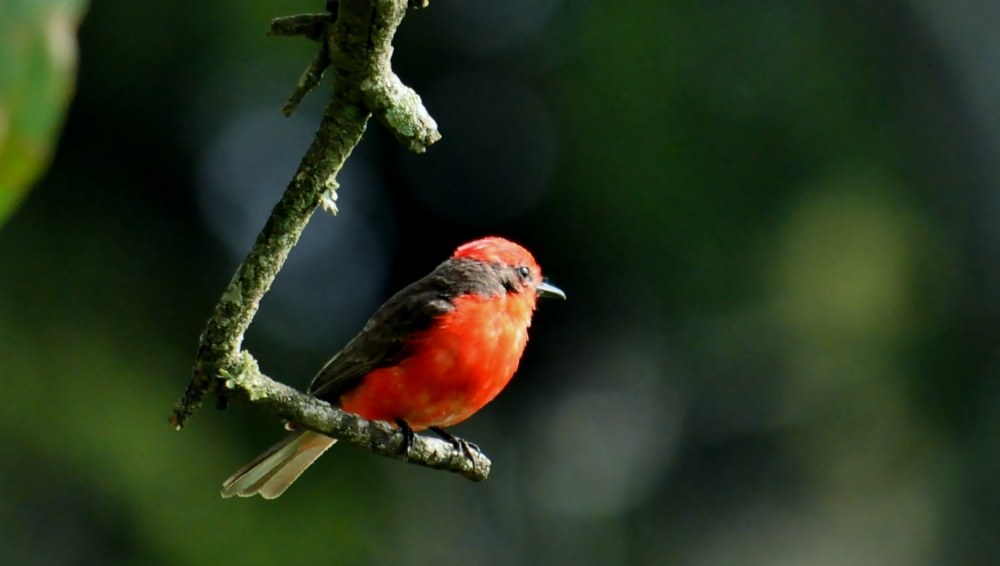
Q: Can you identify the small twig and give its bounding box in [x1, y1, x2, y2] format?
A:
[169, 0, 464, 479]
[268, 14, 329, 41]
[282, 46, 332, 117]
[223, 352, 490, 481]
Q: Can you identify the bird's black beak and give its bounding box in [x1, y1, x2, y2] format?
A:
[536, 280, 566, 300]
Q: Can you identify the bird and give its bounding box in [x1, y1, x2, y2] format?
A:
[222, 236, 565, 499]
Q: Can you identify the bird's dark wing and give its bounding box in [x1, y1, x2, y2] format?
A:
[307, 257, 508, 402]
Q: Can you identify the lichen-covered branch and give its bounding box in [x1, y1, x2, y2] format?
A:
[168, 0, 466, 480]
[363, 71, 441, 152]
[223, 353, 490, 481]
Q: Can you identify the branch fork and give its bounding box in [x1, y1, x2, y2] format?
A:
[168, 1, 487, 483]
[272, 1, 441, 153]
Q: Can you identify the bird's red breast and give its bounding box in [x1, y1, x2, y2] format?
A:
[339, 288, 536, 430]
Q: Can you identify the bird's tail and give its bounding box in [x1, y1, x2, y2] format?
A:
[221, 430, 337, 499]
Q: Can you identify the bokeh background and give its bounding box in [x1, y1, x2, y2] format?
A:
[3, 0, 1000, 564]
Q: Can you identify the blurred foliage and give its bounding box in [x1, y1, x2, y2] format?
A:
[0, 0, 85, 227]
[0, 0, 997, 565]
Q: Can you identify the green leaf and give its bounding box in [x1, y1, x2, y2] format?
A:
[0, 0, 86, 226]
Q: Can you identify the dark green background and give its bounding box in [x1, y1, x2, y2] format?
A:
[2, 0, 998, 565]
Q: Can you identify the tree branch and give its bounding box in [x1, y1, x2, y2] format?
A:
[167, 0, 486, 482]
[222, 353, 490, 482]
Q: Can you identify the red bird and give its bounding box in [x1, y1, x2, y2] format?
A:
[222, 236, 564, 498]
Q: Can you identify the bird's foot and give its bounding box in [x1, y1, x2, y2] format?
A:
[395, 419, 414, 461]
[430, 426, 480, 469]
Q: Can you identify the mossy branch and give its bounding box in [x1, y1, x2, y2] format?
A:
[166, 0, 486, 482]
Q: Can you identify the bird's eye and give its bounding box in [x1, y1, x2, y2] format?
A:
[518, 266, 531, 279]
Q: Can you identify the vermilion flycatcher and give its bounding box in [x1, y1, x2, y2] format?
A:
[222, 237, 565, 498]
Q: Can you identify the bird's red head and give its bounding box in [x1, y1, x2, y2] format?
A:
[453, 237, 539, 272]
[452, 237, 565, 300]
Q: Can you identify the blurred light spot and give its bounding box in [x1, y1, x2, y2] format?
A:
[400, 73, 557, 225]
[771, 174, 919, 339]
[677, 480, 939, 566]
[431, 0, 564, 56]
[527, 341, 681, 517]
[766, 172, 939, 459]
[45, 7, 77, 70]
[197, 109, 394, 348]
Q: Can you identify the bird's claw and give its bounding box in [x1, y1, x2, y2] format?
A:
[395, 419, 414, 461]
[457, 439, 480, 467]
[430, 426, 480, 470]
